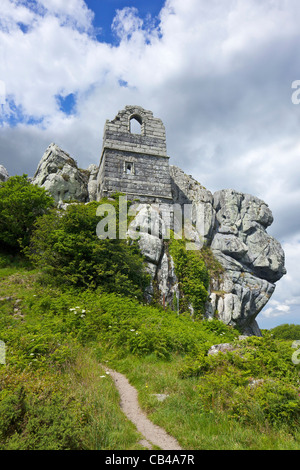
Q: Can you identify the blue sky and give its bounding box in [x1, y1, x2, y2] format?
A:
[0, 0, 300, 329]
[85, 0, 164, 43]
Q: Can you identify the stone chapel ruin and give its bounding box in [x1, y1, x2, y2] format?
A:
[30, 105, 286, 336]
[97, 105, 173, 203]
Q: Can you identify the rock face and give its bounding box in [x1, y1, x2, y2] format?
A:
[126, 166, 286, 336]
[208, 189, 286, 335]
[0, 165, 9, 182]
[32, 143, 96, 204]
[127, 203, 179, 307]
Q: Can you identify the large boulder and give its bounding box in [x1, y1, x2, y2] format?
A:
[87, 164, 98, 202]
[127, 203, 179, 306]
[130, 167, 286, 336]
[0, 165, 9, 182]
[32, 143, 90, 203]
[208, 189, 286, 335]
[170, 165, 216, 245]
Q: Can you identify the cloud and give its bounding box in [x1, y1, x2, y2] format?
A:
[36, 0, 95, 32]
[111, 7, 144, 41]
[262, 300, 291, 319]
[0, 0, 300, 327]
[259, 235, 300, 327]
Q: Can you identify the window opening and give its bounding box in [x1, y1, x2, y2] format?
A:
[130, 116, 142, 134]
[125, 162, 134, 175]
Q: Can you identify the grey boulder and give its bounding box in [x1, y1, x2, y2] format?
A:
[32, 143, 96, 203]
[0, 165, 9, 182]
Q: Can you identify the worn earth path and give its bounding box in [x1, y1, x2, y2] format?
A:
[105, 368, 183, 450]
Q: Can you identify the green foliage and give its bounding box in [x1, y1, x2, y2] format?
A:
[0, 175, 54, 251]
[180, 334, 300, 430]
[0, 370, 85, 450]
[25, 199, 149, 299]
[17, 287, 237, 360]
[1, 261, 300, 448]
[270, 324, 300, 340]
[168, 238, 210, 317]
[0, 266, 236, 449]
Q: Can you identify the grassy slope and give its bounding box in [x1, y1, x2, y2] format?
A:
[0, 261, 300, 450]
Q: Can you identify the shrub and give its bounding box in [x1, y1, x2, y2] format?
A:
[270, 324, 300, 341]
[180, 334, 300, 429]
[25, 200, 150, 299]
[0, 375, 86, 450]
[0, 175, 54, 251]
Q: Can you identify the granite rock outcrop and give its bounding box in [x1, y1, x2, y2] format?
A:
[0, 165, 9, 183]
[127, 166, 286, 336]
[32, 143, 97, 204]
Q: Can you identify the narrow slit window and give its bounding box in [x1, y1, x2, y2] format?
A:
[125, 162, 134, 175]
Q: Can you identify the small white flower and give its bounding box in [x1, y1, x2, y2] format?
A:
[105, 371, 110, 375]
[100, 375, 106, 378]
[82, 309, 86, 313]
[69, 308, 76, 311]
[130, 329, 135, 332]
[80, 314, 85, 318]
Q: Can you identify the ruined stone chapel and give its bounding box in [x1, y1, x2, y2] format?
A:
[96, 105, 173, 203]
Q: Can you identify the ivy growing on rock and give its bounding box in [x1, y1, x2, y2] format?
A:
[168, 237, 210, 318]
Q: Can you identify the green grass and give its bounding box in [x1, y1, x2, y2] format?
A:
[111, 354, 300, 450]
[0, 264, 146, 450]
[0, 258, 300, 450]
[61, 349, 145, 450]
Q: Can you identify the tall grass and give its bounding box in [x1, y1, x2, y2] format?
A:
[1, 260, 300, 450]
[113, 354, 300, 450]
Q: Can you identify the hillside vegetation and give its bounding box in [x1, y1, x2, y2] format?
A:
[0, 176, 299, 450]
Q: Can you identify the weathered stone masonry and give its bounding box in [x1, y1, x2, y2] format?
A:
[97, 105, 173, 203]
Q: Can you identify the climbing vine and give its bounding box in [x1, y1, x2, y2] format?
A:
[168, 237, 210, 318]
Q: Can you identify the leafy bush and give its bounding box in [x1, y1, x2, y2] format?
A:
[0, 175, 54, 251]
[270, 324, 300, 340]
[25, 200, 150, 299]
[180, 334, 300, 429]
[0, 372, 86, 450]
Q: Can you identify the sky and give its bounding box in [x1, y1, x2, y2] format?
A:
[0, 0, 300, 330]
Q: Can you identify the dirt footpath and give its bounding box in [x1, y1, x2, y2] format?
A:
[105, 368, 182, 450]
